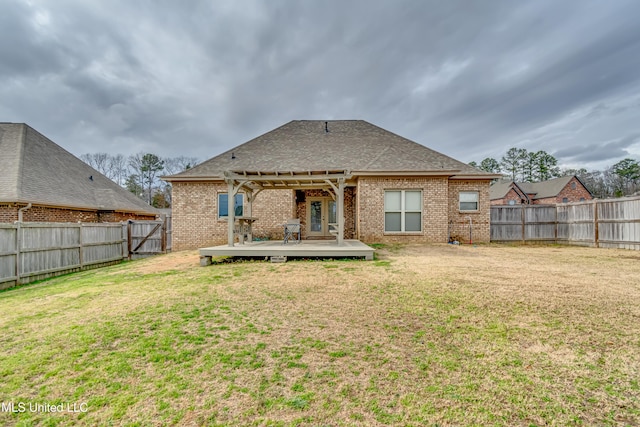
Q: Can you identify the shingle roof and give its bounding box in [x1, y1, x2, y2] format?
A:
[490, 176, 590, 201]
[489, 180, 517, 200]
[164, 120, 496, 180]
[518, 176, 574, 200]
[0, 123, 159, 216]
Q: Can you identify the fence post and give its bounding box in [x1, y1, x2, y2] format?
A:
[121, 222, 127, 260]
[594, 200, 599, 248]
[161, 216, 167, 253]
[78, 223, 84, 269]
[554, 205, 558, 244]
[521, 205, 525, 243]
[127, 221, 132, 261]
[15, 222, 21, 285]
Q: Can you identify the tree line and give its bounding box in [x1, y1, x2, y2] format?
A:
[82, 148, 640, 207]
[469, 148, 640, 198]
[80, 153, 199, 208]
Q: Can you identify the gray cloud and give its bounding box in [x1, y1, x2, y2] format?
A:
[554, 133, 640, 163]
[1, 0, 640, 171]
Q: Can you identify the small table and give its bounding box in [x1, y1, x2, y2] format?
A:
[235, 217, 258, 245]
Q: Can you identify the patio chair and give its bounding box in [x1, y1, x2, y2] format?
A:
[283, 219, 301, 244]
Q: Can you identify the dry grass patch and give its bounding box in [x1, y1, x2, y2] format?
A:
[0, 244, 639, 426]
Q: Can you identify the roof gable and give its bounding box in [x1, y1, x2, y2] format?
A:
[521, 176, 574, 200]
[489, 181, 515, 200]
[165, 120, 495, 180]
[0, 123, 158, 215]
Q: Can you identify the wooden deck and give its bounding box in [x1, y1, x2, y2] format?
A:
[199, 239, 375, 262]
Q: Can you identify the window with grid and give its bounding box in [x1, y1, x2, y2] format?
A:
[384, 190, 422, 232]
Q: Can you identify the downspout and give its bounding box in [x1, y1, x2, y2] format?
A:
[465, 216, 473, 244]
[17, 203, 32, 222]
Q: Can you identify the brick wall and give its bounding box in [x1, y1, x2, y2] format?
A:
[490, 187, 527, 205]
[357, 177, 450, 243]
[251, 189, 296, 239]
[448, 180, 491, 243]
[0, 203, 154, 223]
[172, 178, 492, 248]
[171, 182, 294, 250]
[0, 204, 18, 222]
[97, 211, 156, 222]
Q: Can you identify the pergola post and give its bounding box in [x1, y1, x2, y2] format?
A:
[227, 179, 235, 247]
[337, 178, 345, 246]
[245, 188, 253, 218]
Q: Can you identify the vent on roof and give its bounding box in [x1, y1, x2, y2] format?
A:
[325, 121, 329, 133]
[231, 152, 236, 159]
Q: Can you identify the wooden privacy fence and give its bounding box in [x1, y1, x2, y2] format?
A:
[491, 196, 640, 250]
[0, 217, 172, 290]
[0, 222, 126, 289]
[127, 217, 171, 260]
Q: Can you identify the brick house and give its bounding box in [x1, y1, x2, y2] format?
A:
[163, 120, 499, 250]
[490, 176, 593, 205]
[0, 123, 159, 223]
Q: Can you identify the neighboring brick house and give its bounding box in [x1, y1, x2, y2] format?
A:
[0, 123, 159, 223]
[490, 176, 593, 205]
[163, 120, 499, 250]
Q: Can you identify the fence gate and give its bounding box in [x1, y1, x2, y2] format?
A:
[127, 218, 168, 259]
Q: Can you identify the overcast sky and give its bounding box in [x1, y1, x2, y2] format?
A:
[2, 0, 640, 171]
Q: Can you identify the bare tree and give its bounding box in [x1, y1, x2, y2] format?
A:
[80, 153, 112, 178]
[110, 154, 128, 186]
[163, 156, 199, 175]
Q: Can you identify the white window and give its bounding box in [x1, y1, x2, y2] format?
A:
[459, 192, 479, 211]
[384, 190, 422, 232]
[218, 193, 244, 218]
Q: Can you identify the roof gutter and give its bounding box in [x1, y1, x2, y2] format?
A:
[162, 170, 502, 181]
[352, 170, 460, 177]
[161, 175, 224, 182]
[450, 173, 503, 180]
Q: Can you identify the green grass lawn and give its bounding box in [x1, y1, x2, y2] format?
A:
[1, 244, 639, 426]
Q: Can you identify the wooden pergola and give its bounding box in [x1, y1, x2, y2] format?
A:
[224, 170, 352, 247]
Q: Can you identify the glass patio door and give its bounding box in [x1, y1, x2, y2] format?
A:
[308, 198, 336, 237]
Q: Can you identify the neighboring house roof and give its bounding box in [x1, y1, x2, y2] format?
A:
[519, 176, 574, 200]
[0, 123, 159, 216]
[164, 120, 499, 181]
[489, 180, 519, 200]
[490, 176, 592, 201]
